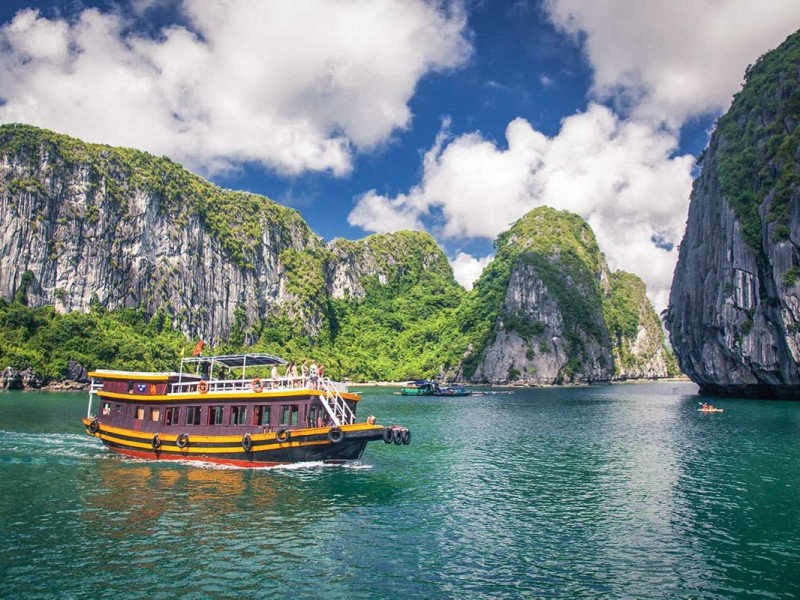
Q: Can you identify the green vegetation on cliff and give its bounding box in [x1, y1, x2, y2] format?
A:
[0, 127, 671, 383]
[459, 207, 610, 378]
[324, 232, 465, 381]
[714, 29, 800, 252]
[0, 123, 314, 270]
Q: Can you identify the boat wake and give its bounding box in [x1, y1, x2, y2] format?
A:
[126, 457, 374, 472]
[0, 430, 109, 464]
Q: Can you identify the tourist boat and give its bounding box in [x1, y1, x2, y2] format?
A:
[82, 353, 411, 467]
[433, 385, 472, 397]
[400, 380, 436, 396]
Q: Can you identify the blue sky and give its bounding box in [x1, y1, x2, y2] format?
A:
[0, 0, 798, 310]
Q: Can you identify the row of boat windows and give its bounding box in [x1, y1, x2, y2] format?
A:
[101, 402, 329, 427]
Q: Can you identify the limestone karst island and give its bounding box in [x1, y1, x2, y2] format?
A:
[2, 3, 800, 598]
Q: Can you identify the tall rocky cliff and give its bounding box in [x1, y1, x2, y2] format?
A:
[0, 124, 324, 345]
[462, 208, 671, 384]
[0, 125, 671, 384]
[667, 30, 800, 398]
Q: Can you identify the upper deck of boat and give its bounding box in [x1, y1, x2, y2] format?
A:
[88, 353, 354, 400]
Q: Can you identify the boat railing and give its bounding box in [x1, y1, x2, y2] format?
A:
[318, 377, 356, 426]
[87, 379, 103, 418]
[168, 375, 348, 396]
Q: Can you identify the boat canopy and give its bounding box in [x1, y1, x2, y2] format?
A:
[181, 353, 287, 369]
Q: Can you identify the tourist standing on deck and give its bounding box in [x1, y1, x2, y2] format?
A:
[284, 362, 294, 387]
[309, 360, 318, 389]
[291, 362, 299, 388]
[301, 361, 309, 386]
[271, 364, 279, 388]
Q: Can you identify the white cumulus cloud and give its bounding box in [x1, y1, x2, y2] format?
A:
[350, 105, 694, 311]
[0, 1, 471, 175]
[351, 2, 800, 312]
[450, 252, 493, 291]
[544, 0, 800, 126]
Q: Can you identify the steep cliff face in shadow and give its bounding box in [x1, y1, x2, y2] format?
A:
[667, 30, 800, 398]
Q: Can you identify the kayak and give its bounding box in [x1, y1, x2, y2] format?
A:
[698, 408, 724, 413]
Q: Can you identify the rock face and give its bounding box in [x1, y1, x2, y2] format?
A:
[0, 125, 325, 345]
[466, 207, 670, 384]
[666, 30, 800, 398]
[0, 125, 671, 385]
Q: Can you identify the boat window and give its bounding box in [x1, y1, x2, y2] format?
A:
[256, 405, 271, 426]
[230, 405, 247, 426]
[136, 407, 145, 420]
[186, 406, 202, 426]
[209, 406, 224, 425]
[164, 407, 180, 426]
[280, 405, 299, 426]
[115, 404, 122, 416]
[102, 402, 111, 416]
[150, 408, 160, 422]
[308, 405, 325, 427]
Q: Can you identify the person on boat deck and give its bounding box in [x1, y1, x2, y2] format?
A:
[301, 361, 309, 385]
[291, 362, 300, 388]
[271, 364, 279, 384]
[309, 360, 319, 389]
[200, 360, 210, 381]
[318, 363, 324, 379]
[284, 362, 294, 386]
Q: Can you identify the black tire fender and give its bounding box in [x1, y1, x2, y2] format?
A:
[393, 428, 403, 445]
[402, 429, 411, 445]
[242, 433, 253, 452]
[152, 434, 161, 450]
[276, 429, 291, 443]
[383, 427, 393, 444]
[176, 433, 189, 449]
[89, 419, 100, 434]
[327, 427, 344, 444]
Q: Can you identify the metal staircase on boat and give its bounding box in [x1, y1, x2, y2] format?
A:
[319, 377, 355, 426]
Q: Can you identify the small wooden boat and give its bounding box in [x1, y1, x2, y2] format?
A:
[82, 353, 411, 467]
[400, 380, 436, 396]
[433, 385, 471, 397]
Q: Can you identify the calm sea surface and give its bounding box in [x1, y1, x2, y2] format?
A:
[1, 382, 800, 599]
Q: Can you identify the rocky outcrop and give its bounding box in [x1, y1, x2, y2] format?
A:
[606, 272, 672, 381]
[326, 231, 454, 300]
[666, 30, 800, 398]
[0, 124, 324, 344]
[466, 207, 669, 384]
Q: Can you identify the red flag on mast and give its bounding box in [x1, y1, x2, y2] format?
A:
[192, 340, 204, 356]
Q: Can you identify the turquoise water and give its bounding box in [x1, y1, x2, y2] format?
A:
[1, 382, 800, 598]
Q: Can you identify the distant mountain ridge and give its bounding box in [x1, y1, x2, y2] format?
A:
[0, 123, 672, 383]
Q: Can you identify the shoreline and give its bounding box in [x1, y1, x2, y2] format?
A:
[348, 376, 693, 388]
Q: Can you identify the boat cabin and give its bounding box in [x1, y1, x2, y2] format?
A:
[87, 353, 359, 436]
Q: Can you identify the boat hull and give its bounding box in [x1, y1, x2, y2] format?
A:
[83, 418, 394, 467]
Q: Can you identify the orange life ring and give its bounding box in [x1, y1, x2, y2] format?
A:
[252, 378, 263, 393]
[198, 380, 209, 394]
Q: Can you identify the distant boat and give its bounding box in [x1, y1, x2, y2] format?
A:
[433, 385, 472, 397]
[698, 403, 724, 413]
[400, 380, 437, 396]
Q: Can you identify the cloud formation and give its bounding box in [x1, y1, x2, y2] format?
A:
[350, 106, 694, 310]
[0, 1, 470, 175]
[351, 2, 800, 311]
[544, 0, 800, 126]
